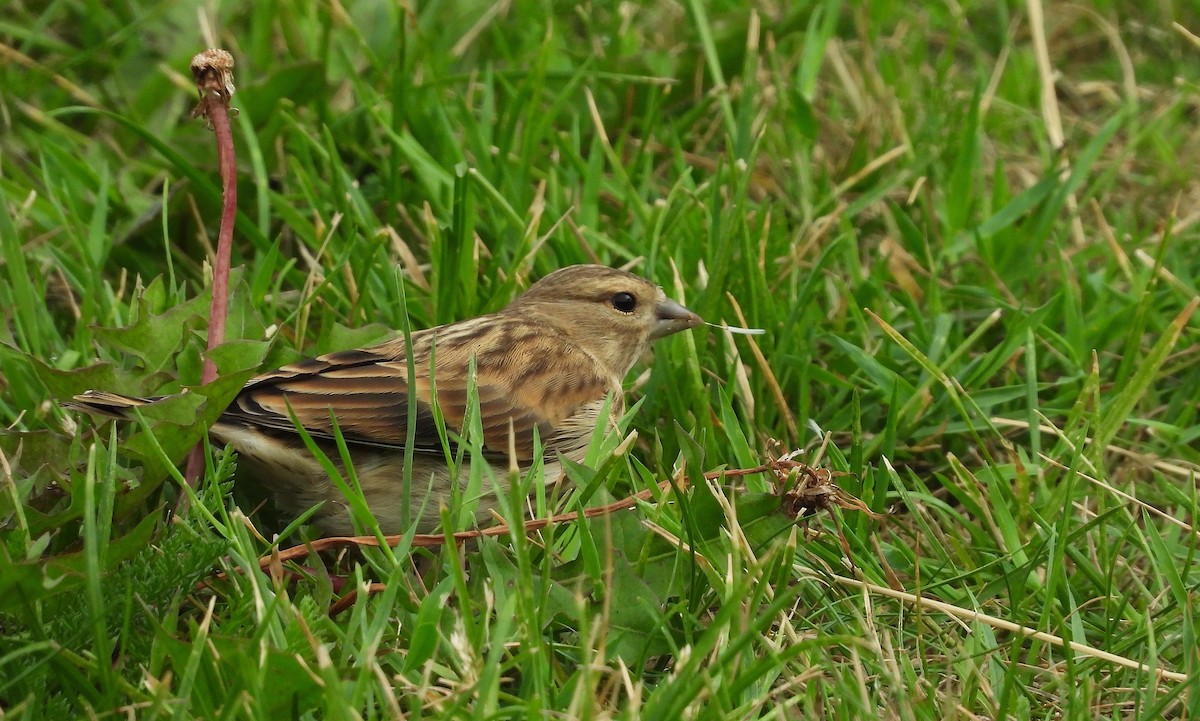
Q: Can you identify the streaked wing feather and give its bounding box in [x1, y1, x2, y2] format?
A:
[219, 347, 447, 452]
[217, 333, 615, 462]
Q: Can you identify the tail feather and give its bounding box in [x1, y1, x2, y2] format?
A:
[63, 390, 164, 420]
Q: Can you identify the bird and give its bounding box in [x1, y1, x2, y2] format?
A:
[68, 264, 703, 536]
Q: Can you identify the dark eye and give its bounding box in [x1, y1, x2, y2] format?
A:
[610, 292, 637, 313]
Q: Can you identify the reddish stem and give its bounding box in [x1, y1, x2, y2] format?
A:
[202, 92, 236, 385]
[183, 49, 238, 495]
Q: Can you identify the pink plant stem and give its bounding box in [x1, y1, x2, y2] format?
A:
[201, 96, 236, 386]
[183, 49, 238, 497]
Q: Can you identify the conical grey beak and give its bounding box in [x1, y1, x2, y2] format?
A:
[651, 298, 703, 339]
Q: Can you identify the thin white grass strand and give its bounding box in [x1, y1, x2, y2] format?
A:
[707, 321, 766, 335]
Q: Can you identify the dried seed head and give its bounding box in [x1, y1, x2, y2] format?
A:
[190, 49, 236, 122]
[191, 49, 235, 99]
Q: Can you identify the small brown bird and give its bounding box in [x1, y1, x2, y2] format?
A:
[70, 265, 702, 535]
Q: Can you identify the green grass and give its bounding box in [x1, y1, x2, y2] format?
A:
[2, 0, 1200, 718]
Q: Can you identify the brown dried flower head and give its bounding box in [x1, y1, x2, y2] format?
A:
[190, 49, 236, 120]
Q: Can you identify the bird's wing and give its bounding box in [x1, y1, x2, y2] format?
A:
[217, 334, 616, 462]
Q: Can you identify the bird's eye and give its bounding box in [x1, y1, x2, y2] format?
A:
[610, 292, 637, 313]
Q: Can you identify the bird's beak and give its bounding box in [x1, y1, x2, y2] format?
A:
[651, 298, 703, 339]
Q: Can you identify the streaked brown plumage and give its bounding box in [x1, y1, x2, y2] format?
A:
[70, 265, 702, 535]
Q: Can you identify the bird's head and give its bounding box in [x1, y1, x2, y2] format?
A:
[505, 264, 703, 376]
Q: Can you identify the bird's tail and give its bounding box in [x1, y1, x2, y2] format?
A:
[64, 390, 165, 420]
